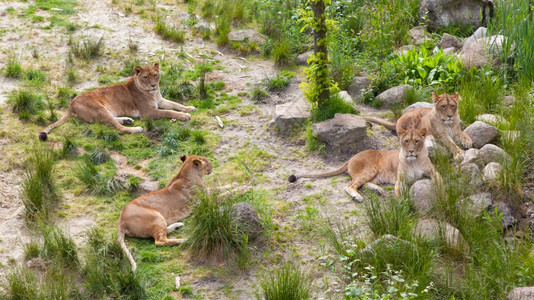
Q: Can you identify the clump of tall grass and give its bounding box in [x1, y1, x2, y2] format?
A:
[2, 266, 41, 299]
[272, 39, 294, 67]
[40, 226, 79, 268]
[75, 158, 125, 195]
[311, 94, 357, 122]
[458, 67, 503, 125]
[264, 73, 292, 92]
[154, 17, 186, 43]
[183, 191, 246, 264]
[259, 262, 311, 300]
[214, 15, 231, 46]
[69, 35, 104, 61]
[250, 88, 269, 102]
[21, 144, 59, 221]
[365, 194, 416, 240]
[25, 69, 47, 86]
[5, 53, 23, 79]
[8, 89, 45, 121]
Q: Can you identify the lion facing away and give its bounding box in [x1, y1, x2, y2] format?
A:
[118, 154, 212, 271]
[288, 128, 437, 202]
[364, 92, 472, 160]
[39, 63, 196, 141]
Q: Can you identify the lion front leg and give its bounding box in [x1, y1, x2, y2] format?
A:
[460, 131, 473, 149]
[158, 95, 196, 112]
[145, 109, 192, 121]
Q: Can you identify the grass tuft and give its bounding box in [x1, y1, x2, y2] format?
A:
[259, 262, 311, 300]
[8, 89, 45, 121]
[69, 35, 104, 61]
[154, 17, 186, 43]
[311, 94, 357, 122]
[5, 54, 23, 78]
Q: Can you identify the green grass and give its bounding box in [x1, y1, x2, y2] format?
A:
[40, 225, 79, 268]
[8, 89, 45, 121]
[69, 35, 104, 61]
[25, 69, 47, 86]
[154, 17, 186, 43]
[74, 158, 125, 196]
[272, 39, 294, 67]
[311, 94, 357, 122]
[259, 262, 311, 300]
[250, 88, 269, 102]
[265, 74, 291, 92]
[5, 54, 23, 79]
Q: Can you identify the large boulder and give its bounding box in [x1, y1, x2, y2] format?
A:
[312, 114, 366, 149]
[348, 76, 371, 100]
[483, 162, 502, 182]
[414, 218, 468, 252]
[479, 144, 507, 164]
[409, 179, 437, 216]
[507, 287, 534, 300]
[228, 29, 265, 45]
[460, 35, 509, 68]
[271, 98, 311, 132]
[463, 121, 499, 148]
[461, 148, 484, 169]
[460, 163, 484, 189]
[337, 91, 353, 105]
[376, 84, 414, 107]
[489, 202, 517, 228]
[297, 51, 313, 66]
[463, 27, 488, 48]
[438, 33, 462, 49]
[463, 192, 492, 217]
[402, 102, 434, 115]
[231, 202, 263, 241]
[408, 26, 431, 45]
[420, 0, 493, 32]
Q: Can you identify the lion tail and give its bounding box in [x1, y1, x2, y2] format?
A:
[118, 227, 137, 272]
[288, 161, 349, 183]
[363, 116, 396, 131]
[39, 108, 73, 141]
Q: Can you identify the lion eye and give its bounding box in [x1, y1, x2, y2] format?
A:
[415, 140, 419, 144]
[441, 105, 446, 110]
[404, 140, 408, 144]
[144, 76, 148, 79]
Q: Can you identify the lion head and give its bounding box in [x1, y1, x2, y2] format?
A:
[398, 128, 427, 162]
[432, 92, 459, 125]
[134, 63, 161, 93]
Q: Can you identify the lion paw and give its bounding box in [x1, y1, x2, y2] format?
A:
[133, 126, 144, 133]
[462, 135, 473, 149]
[123, 118, 134, 125]
[186, 106, 197, 112]
[184, 113, 192, 121]
[365, 183, 385, 195]
[345, 187, 364, 203]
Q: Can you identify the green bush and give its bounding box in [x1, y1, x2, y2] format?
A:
[5, 54, 23, 78]
[311, 94, 357, 122]
[259, 263, 311, 300]
[8, 89, 45, 121]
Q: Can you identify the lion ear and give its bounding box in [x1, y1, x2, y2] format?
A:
[432, 92, 439, 103]
[180, 154, 186, 162]
[453, 92, 460, 102]
[154, 63, 160, 70]
[418, 128, 427, 138]
[134, 66, 142, 75]
[192, 159, 202, 168]
[397, 128, 407, 136]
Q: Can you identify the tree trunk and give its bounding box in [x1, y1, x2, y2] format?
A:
[311, 0, 330, 105]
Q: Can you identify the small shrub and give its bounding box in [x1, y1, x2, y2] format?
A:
[265, 75, 291, 92]
[40, 226, 79, 268]
[311, 94, 357, 122]
[5, 54, 23, 79]
[250, 88, 269, 102]
[272, 39, 293, 67]
[154, 17, 186, 43]
[8, 89, 45, 120]
[184, 192, 246, 264]
[69, 35, 104, 61]
[259, 262, 311, 300]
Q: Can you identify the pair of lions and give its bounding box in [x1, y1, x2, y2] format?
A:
[39, 63, 195, 141]
[290, 92, 469, 201]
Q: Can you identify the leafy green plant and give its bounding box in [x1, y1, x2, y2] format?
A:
[25, 69, 47, 86]
[259, 262, 311, 300]
[265, 71, 294, 92]
[391, 46, 463, 89]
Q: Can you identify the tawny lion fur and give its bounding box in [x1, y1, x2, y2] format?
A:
[39, 63, 195, 141]
[117, 154, 212, 271]
[364, 92, 472, 159]
[288, 128, 437, 202]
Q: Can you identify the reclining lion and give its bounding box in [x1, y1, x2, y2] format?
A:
[39, 63, 195, 141]
[288, 128, 438, 202]
[118, 154, 212, 271]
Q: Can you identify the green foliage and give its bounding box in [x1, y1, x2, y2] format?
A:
[5, 53, 23, 79]
[272, 39, 294, 67]
[61, 135, 78, 157]
[265, 74, 291, 92]
[329, 30, 358, 89]
[25, 69, 47, 86]
[24, 240, 41, 260]
[259, 262, 311, 300]
[183, 191, 246, 264]
[8, 89, 45, 121]
[2, 266, 41, 299]
[22, 144, 59, 221]
[40, 226, 79, 268]
[75, 158, 125, 195]
[154, 17, 186, 43]
[436, 22, 474, 38]
[365, 195, 415, 240]
[69, 35, 104, 61]
[391, 46, 463, 89]
[311, 94, 357, 122]
[250, 88, 269, 102]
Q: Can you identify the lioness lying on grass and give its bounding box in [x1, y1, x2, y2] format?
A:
[39, 63, 195, 141]
[288, 128, 438, 202]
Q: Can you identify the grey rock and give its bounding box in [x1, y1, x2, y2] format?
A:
[414, 218, 468, 252]
[297, 51, 313, 65]
[460, 163, 484, 188]
[312, 114, 366, 149]
[402, 102, 434, 115]
[231, 202, 263, 241]
[360, 234, 417, 262]
[490, 202, 517, 228]
[348, 77, 371, 100]
[462, 192, 492, 218]
[272, 98, 311, 132]
[376, 84, 414, 107]
[409, 179, 437, 216]
[228, 29, 265, 45]
[463, 121, 499, 148]
[479, 144, 507, 164]
[443, 47, 456, 56]
[507, 287, 534, 300]
[460, 35, 509, 69]
[463, 27, 488, 48]
[476, 113, 507, 126]
[439, 33, 462, 49]
[483, 162, 503, 182]
[462, 148, 484, 169]
[503, 95, 516, 107]
[337, 91, 353, 105]
[195, 21, 214, 34]
[408, 26, 432, 45]
[420, 0, 492, 32]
